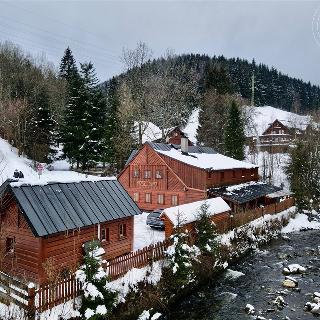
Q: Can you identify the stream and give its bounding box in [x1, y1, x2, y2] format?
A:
[168, 230, 320, 320]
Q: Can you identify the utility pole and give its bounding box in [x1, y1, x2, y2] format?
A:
[251, 71, 255, 106]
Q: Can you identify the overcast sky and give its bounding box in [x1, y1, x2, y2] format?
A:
[1, 1, 320, 85]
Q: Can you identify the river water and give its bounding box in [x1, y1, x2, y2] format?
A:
[169, 230, 320, 320]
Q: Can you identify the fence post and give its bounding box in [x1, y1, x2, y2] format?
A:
[27, 285, 35, 319]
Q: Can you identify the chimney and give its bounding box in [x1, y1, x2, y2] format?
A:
[181, 137, 189, 153]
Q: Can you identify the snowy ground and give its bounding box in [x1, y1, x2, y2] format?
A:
[134, 212, 165, 250]
[0, 137, 113, 185]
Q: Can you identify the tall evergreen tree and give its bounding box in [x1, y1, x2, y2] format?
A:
[224, 101, 245, 160]
[77, 62, 107, 170]
[26, 86, 56, 163]
[59, 47, 84, 167]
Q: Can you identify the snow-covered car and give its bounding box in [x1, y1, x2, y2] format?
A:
[146, 209, 165, 230]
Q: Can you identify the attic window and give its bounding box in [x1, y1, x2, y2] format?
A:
[155, 170, 163, 179]
[144, 170, 151, 179]
[133, 168, 140, 178]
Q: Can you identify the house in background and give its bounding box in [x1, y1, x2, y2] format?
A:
[118, 138, 258, 211]
[0, 179, 141, 284]
[153, 127, 194, 146]
[251, 119, 307, 152]
[161, 197, 231, 238]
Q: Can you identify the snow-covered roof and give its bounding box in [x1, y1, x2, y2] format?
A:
[209, 181, 282, 204]
[161, 197, 231, 227]
[244, 106, 311, 137]
[150, 143, 257, 170]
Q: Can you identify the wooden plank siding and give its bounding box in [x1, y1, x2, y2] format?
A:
[118, 143, 258, 211]
[0, 196, 134, 284]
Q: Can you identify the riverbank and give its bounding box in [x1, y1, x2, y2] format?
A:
[169, 228, 320, 319]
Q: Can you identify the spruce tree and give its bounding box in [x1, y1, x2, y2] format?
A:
[224, 100, 245, 160]
[26, 86, 56, 163]
[59, 47, 84, 168]
[78, 62, 107, 170]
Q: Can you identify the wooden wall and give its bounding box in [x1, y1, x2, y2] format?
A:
[119, 144, 258, 211]
[0, 196, 134, 284]
[162, 211, 231, 238]
[0, 200, 41, 283]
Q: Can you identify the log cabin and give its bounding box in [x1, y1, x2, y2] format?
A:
[0, 179, 141, 284]
[118, 138, 259, 211]
[160, 197, 231, 238]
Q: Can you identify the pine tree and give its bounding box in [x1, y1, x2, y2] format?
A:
[26, 86, 56, 163]
[59, 47, 78, 82]
[59, 47, 84, 168]
[78, 62, 107, 170]
[76, 241, 118, 319]
[103, 77, 121, 171]
[195, 202, 219, 256]
[224, 101, 245, 160]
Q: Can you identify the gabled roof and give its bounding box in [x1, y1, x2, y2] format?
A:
[209, 182, 282, 204]
[161, 197, 231, 227]
[1, 180, 141, 237]
[124, 142, 257, 171]
[148, 142, 257, 170]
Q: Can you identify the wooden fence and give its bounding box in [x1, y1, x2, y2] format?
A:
[35, 275, 81, 313]
[0, 197, 295, 316]
[0, 271, 33, 312]
[105, 239, 171, 280]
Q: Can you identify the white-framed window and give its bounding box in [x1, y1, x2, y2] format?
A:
[133, 192, 139, 202]
[171, 195, 178, 206]
[145, 193, 151, 203]
[157, 194, 164, 205]
[133, 168, 140, 178]
[101, 227, 110, 242]
[119, 224, 127, 239]
[155, 170, 163, 179]
[144, 170, 151, 179]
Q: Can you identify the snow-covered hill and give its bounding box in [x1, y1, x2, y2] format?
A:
[0, 138, 111, 185]
[244, 106, 312, 137]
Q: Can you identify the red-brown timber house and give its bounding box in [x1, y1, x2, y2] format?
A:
[118, 138, 259, 211]
[0, 179, 141, 284]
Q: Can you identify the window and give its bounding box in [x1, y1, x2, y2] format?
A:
[155, 170, 163, 179]
[232, 170, 236, 178]
[145, 193, 151, 203]
[101, 227, 110, 242]
[220, 172, 224, 181]
[6, 237, 15, 254]
[157, 194, 164, 205]
[241, 170, 245, 178]
[144, 170, 151, 179]
[171, 195, 178, 206]
[119, 224, 127, 238]
[133, 168, 140, 178]
[133, 192, 139, 202]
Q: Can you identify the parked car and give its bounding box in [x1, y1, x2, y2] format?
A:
[146, 209, 165, 230]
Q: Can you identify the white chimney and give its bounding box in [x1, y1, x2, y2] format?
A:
[181, 137, 189, 153]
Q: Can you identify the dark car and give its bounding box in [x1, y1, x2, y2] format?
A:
[146, 209, 165, 230]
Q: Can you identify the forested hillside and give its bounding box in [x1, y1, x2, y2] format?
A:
[106, 53, 320, 114]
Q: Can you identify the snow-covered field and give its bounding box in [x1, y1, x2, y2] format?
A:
[134, 212, 165, 250]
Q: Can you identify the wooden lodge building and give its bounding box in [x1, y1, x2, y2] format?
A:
[154, 127, 194, 146]
[248, 119, 308, 153]
[0, 179, 141, 284]
[118, 138, 260, 211]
